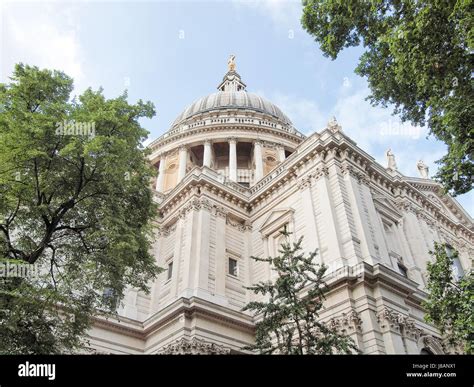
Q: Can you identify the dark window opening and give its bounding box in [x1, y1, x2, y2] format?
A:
[397, 263, 408, 278]
[229, 258, 238, 277]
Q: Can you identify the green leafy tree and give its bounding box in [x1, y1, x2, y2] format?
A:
[243, 231, 358, 354]
[0, 64, 161, 354]
[423, 243, 473, 354]
[302, 0, 473, 195]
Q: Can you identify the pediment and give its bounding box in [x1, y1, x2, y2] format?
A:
[406, 178, 473, 227]
[372, 193, 402, 224]
[259, 207, 295, 237]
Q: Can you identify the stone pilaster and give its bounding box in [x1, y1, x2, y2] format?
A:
[214, 206, 228, 298]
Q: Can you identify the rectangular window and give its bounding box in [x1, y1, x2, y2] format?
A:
[229, 258, 238, 277]
[167, 261, 173, 281]
[445, 245, 464, 281]
[102, 288, 118, 310]
[452, 257, 465, 281]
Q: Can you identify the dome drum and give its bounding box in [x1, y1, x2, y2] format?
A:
[151, 63, 305, 193]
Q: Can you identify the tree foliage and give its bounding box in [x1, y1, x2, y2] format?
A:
[243, 231, 358, 354]
[423, 243, 473, 354]
[302, 0, 473, 195]
[0, 64, 161, 354]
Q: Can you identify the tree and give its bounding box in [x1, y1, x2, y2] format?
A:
[242, 231, 358, 354]
[423, 243, 473, 354]
[0, 64, 161, 354]
[302, 1, 473, 195]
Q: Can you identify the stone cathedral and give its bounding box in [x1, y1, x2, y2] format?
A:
[88, 58, 473, 354]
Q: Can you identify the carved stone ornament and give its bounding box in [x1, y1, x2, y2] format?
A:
[297, 176, 312, 190]
[419, 335, 445, 354]
[376, 307, 424, 339]
[157, 337, 231, 355]
[226, 217, 246, 232]
[327, 310, 363, 334]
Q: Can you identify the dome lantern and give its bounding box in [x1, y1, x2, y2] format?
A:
[217, 55, 247, 92]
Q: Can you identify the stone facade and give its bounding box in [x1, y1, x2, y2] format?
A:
[87, 63, 473, 355]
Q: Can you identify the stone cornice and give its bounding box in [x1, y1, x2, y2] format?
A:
[92, 296, 255, 343]
[324, 262, 428, 308]
[152, 129, 474, 240]
[157, 169, 251, 220]
[148, 122, 304, 155]
[92, 316, 144, 340]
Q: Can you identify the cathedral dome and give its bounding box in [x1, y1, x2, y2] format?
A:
[171, 90, 293, 129]
[170, 56, 293, 130]
[150, 56, 306, 193]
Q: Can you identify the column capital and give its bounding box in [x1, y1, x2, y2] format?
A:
[178, 145, 188, 152]
[253, 140, 263, 147]
[203, 139, 213, 145]
[158, 151, 169, 159]
[264, 141, 277, 149]
[227, 137, 237, 145]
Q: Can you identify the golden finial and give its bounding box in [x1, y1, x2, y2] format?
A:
[228, 55, 236, 71]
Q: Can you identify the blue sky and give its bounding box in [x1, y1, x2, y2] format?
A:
[1, 0, 472, 215]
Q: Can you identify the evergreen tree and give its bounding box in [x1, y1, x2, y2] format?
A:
[243, 231, 358, 354]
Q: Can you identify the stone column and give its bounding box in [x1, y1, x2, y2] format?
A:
[177, 146, 188, 183]
[277, 146, 286, 162]
[203, 140, 212, 168]
[156, 155, 166, 192]
[254, 140, 264, 181]
[228, 138, 237, 182]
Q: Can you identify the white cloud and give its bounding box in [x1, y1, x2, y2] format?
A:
[1, 2, 86, 92]
[254, 88, 327, 136]
[272, 87, 473, 215]
[232, 0, 302, 28]
[331, 86, 437, 175]
[267, 85, 440, 180]
[272, 92, 327, 136]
